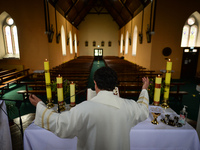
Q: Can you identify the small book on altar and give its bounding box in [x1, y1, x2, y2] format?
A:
[87, 87, 119, 100]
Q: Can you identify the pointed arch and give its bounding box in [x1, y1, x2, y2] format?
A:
[132, 26, 138, 56]
[181, 11, 200, 47]
[120, 33, 123, 53]
[125, 31, 129, 54]
[61, 25, 66, 56]
[0, 11, 20, 59]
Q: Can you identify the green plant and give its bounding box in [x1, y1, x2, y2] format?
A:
[51, 79, 70, 100]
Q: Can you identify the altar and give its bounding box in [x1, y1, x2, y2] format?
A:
[23, 106, 200, 150]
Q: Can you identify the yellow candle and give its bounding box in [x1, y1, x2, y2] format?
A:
[44, 59, 52, 99]
[164, 59, 172, 100]
[153, 75, 162, 105]
[70, 82, 75, 105]
[164, 86, 170, 100]
[166, 59, 172, 71]
[57, 75, 64, 102]
[165, 72, 171, 84]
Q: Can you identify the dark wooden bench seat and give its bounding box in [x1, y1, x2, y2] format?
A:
[0, 69, 32, 96]
[119, 90, 188, 102]
[0, 69, 16, 76]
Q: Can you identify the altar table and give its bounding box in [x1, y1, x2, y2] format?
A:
[23, 106, 200, 150]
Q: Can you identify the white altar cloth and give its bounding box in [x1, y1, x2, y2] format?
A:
[24, 106, 200, 150]
[0, 100, 12, 150]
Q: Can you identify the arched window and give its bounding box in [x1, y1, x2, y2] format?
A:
[61, 25, 66, 56]
[74, 33, 77, 53]
[181, 25, 189, 47]
[69, 31, 73, 54]
[120, 34, 123, 53]
[125, 31, 129, 54]
[181, 16, 198, 47]
[3, 16, 20, 58]
[188, 25, 197, 47]
[132, 26, 138, 56]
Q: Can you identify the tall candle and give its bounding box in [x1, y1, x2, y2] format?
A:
[166, 59, 172, 71]
[44, 59, 52, 100]
[70, 82, 75, 105]
[153, 75, 162, 106]
[57, 75, 64, 102]
[164, 59, 172, 100]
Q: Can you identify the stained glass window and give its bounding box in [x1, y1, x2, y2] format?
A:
[69, 31, 73, 54]
[120, 34, 123, 53]
[181, 16, 198, 47]
[132, 26, 138, 56]
[74, 33, 77, 53]
[61, 25, 66, 55]
[125, 31, 129, 54]
[181, 25, 189, 47]
[3, 17, 20, 58]
[188, 25, 197, 47]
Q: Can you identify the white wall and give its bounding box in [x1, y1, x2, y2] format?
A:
[78, 14, 119, 56]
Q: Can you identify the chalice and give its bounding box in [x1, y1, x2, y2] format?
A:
[151, 112, 161, 125]
[149, 106, 163, 125]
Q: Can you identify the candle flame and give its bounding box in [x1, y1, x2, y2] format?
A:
[168, 59, 171, 62]
[45, 59, 48, 61]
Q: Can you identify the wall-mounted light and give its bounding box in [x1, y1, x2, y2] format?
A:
[139, 32, 143, 44]
[56, 32, 61, 43]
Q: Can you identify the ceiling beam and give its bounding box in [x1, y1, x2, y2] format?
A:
[105, 0, 127, 25]
[65, 0, 79, 17]
[71, 0, 93, 24]
[119, 0, 133, 18]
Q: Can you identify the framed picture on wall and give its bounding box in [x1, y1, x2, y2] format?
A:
[108, 41, 112, 47]
[85, 41, 88, 47]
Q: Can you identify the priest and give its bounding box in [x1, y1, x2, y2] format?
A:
[29, 66, 149, 150]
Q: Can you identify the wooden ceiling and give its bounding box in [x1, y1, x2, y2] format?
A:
[49, 0, 151, 29]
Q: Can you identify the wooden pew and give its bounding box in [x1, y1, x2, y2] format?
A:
[0, 69, 32, 96]
[0, 69, 16, 76]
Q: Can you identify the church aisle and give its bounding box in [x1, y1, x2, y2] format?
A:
[87, 60, 105, 89]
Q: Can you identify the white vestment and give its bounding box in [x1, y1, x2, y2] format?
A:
[34, 89, 149, 150]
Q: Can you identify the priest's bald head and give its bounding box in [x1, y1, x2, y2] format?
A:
[93, 67, 117, 93]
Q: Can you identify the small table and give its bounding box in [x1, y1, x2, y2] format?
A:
[24, 106, 200, 150]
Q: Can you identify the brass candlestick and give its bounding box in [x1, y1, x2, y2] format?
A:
[46, 99, 54, 109]
[58, 101, 66, 112]
[161, 99, 169, 109]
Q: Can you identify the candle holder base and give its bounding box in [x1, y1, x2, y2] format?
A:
[161, 99, 169, 109]
[58, 101, 66, 112]
[46, 102, 54, 109]
[70, 103, 76, 107]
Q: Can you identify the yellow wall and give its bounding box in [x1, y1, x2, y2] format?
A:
[120, 1, 200, 79]
[0, 0, 78, 72]
[119, 4, 152, 70]
[78, 14, 119, 56]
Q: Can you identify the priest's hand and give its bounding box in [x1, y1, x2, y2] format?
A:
[29, 94, 41, 107]
[142, 77, 149, 90]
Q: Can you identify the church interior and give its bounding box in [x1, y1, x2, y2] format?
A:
[0, 0, 200, 149]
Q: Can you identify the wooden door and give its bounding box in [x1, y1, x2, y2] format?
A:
[181, 48, 199, 79]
